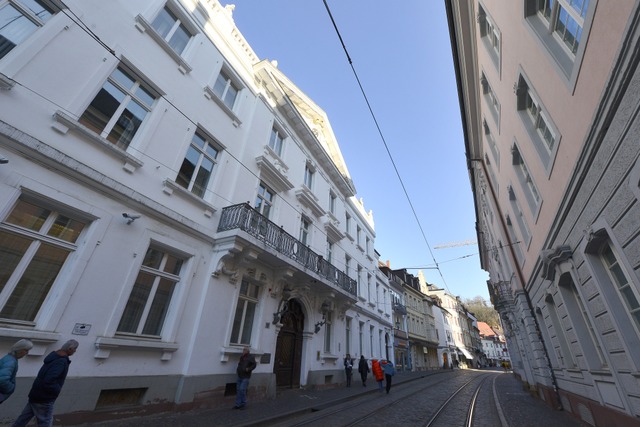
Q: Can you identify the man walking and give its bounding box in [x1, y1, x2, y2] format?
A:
[12, 339, 78, 427]
[233, 346, 256, 410]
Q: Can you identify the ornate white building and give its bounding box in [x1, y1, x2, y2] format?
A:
[0, 0, 392, 421]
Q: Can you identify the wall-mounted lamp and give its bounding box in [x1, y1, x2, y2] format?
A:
[122, 212, 141, 224]
[314, 317, 326, 334]
[272, 300, 288, 324]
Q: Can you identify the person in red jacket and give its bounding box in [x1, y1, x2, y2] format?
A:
[371, 359, 384, 392]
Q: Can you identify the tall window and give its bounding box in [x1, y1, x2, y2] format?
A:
[601, 243, 640, 329]
[526, 93, 556, 153]
[79, 66, 156, 149]
[511, 144, 541, 211]
[176, 131, 219, 198]
[345, 213, 351, 235]
[304, 164, 314, 189]
[299, 216, 310, 246]
[151, 5, 193, 55]
[480, 73, 500, 125]
[326, 239, 333, 264]
[117, 245, 185, 336]
[0, 197, 86, 321]
[478, 4, 501, 69]
[254, 182, 275, 219]
[359, 321, 364, 355]
[345, 317, 351, 354]
[323, 311, 332, 353]
[212, 69, 238, 110]
[356, 225, 361, 247]
[545, 294, 575, 368]
[230, 280, 259, 345]
[345, 255, 351, 278]
[0, 0, 54, 60]
[269, 127, 284, 156]
[329, 192, 336, 215]
[365, 236, 370, 255]
[537, 0, 589, 54]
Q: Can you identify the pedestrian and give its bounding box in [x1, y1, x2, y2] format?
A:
[12, 339, 78, 427]
[343, 353, 354, 387]
[0, 339, 33, 404]
[233, 346, 256, 410]
[371, 358, 384, 392]
[380, 359, 396, 394]
[358, 355, 369, 387]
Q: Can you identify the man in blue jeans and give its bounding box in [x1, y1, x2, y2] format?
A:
[234, 346, 256, 409]
[12, 339, 78, 427]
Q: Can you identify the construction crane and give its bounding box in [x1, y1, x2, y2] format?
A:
[433, 239, 478, 249]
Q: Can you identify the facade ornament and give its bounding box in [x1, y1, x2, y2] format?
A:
[540, 245, 573, 281]
[212, 255, 239, 284]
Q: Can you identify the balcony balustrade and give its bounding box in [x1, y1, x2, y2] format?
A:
[218, 203, 357, 296]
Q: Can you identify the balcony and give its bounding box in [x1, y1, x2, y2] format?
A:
[217, 203, 357, 296]
[488, 281, 513, 310]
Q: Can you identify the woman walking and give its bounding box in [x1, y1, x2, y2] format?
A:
[358, 355, 369, 387]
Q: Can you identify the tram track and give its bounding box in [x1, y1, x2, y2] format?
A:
[259, 370, 500, 427]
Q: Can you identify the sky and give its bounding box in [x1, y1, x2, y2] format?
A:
[225, 1, 490, 301]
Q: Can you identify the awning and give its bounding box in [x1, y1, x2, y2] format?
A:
[459, 348, 474, 359]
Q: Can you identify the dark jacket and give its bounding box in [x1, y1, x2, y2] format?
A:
[236, 353, 257, 379]
[28, 351, 71, 403]
[358, 357, 369, 374]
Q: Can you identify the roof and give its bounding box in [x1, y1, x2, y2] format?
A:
[477, 321, 498, 338]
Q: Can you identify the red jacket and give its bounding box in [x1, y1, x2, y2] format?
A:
[371, 359, 384, 381]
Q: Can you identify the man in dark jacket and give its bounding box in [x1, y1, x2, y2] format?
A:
[12, 339, 78, 427]
[233, 346, 256, 409]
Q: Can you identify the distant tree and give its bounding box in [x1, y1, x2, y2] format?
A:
[463, 296, 501, 330]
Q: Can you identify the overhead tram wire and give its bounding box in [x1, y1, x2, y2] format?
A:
[322, 0, 452, 293]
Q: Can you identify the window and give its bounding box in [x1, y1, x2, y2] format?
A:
[483, 119, 500, 167]
[0, 197, 87, 321]
[537, 0, 589, 54]
[79, 66, 156, 149]
[345, 255, 351, 278]
[299, 216, 310, 246]
[304, 163, 314, 189]
[345, 317, 351, 354]
[151, 5, 193, 55]
[269, 126, 284, 156]
[323, 311, 332, 352]
[511, 144, 541, 211]
[329, 192, 336, 215]
[345, 213, 351, 235]
[176, 130, 220, 198]
[0, 0, 55, 60]
[117, 245, 185, 336]
[230, 280, 259, 345]
[545, 294, 576, 368]
[365, 236, 370, 255]
[601, 243, 640, 329]
[478, 4, 501, 70]
[356, 225, 361, 247]
[212, 69, 239, 110]
[524, 0, 594, 82]
[508, 186, 532, 247]
[326, 239, 333, 264]
[254, 181, 275, 219]
[480, 73, 500, 126]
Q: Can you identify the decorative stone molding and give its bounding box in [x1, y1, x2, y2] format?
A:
[540, 245, 573, 281]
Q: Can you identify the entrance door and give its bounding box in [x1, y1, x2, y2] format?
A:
[274, 299, 304, 388]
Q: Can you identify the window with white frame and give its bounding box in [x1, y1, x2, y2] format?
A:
[329, 191, 336, 215]
[268, 126, 284, 157]
[150, 4, 194, 55]
[517, 76, 557, 166]
[212, 68, 239, 110]
[230, 280, 259, 345]
[356, 225, 361, 247]
[323, 311, 332, 352]
[483, 119, 500, 167]
[176, 130, 220, 198]
[505, 215, 524, 264]
[254, 181, 275, 219]
[0, 0, 55, 61]
[507, 186, 532, 247]
[299, 216, 311, 246]
[117, 245, 185, 336]
[480, 72, 500, 126]
[511, 144, 541, 212]
[345, 317, 351, 354]
[304, 163, 314, 189]
[365, 236, 370, 255]
[524, 0, 594, 82]
[345, 255, 351, 278]
[601, 243, 640, 329]
[545, 293, 576, 368]
[326, 239, 333, 264]
[478, 3, 501, 70]
[79, 65, 156, 149]
[345, 213, 351, 235]
[0, 197, 87, 321]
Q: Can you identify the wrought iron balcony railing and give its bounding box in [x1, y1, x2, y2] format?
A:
[218, 203, 357, 296]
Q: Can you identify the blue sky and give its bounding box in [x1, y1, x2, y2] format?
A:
[226, 1, 490, 301]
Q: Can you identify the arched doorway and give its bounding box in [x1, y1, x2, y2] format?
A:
[273, 299, 304, 388]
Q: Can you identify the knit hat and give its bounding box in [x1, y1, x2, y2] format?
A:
[10, 339, 33, 354]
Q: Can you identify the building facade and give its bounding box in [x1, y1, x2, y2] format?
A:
[0, 0, 392, 421]
[447, 0, 640, 424]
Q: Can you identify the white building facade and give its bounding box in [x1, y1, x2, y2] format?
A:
[0, 0, 392, 421]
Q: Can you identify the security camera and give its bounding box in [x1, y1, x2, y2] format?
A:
[122, 213, 141, 224]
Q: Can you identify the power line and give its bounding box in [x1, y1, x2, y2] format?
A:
[322, 0, 451, 293]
